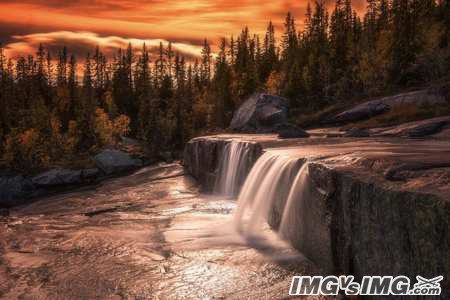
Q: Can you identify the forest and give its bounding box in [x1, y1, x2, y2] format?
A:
[0, 0, 449, 172]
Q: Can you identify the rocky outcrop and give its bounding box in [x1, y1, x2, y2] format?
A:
[183, 137, 263, 192]
[332, 89, 448, 124]
[0, 176, 35, 207]
[276, 123, 310, 139]
[183, 136, 450, 298]
[94, 149, 142, 175]
[32, 169, 83, 187]
[374, 115, 450, 138]
[0, 150, 144, 208]
[267, 161, 449, 297]
[230, 93, 289, 133]
[343, 127, 370, 137]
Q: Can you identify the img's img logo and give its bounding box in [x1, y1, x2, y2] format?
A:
[289, 275, 443, 296]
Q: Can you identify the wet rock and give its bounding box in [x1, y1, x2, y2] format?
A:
[230, 93, 288, 133]
[183, 137, 263, 192]
[185, 135, 450, 298]
[94, 149, 142, 175]
[343, 128, 370, 137]
[276, 123, 309, 139]
[405, 119, 448, 138]
[32, 169, 82, 187]
[0, 175, 35, 207]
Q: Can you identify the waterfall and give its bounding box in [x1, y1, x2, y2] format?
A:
[188, 149, 311, 263]
[214, 140, 251, 197]
[233, 151, 306, 238]
[278, 163, 310, 246]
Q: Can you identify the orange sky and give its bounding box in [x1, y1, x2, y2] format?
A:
[0, 0, 366, 59]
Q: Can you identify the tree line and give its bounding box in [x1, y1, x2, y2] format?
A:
[0, 0, 448, 172]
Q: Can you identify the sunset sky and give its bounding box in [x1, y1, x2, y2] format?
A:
[0, 0, 366, 59]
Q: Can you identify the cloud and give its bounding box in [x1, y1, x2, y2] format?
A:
[4, 31, 204, 61]
[1, 0, 367, 61]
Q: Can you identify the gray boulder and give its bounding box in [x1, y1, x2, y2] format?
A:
[230, 93, 288, 133]
[0, 175, 35, 207]
[333, 101, 389, 123]
[82, 168, 100, 180]
[343, 128, 370, 137]
[332, 89, 447, 124]
[276, 123, 310, 139]
[32, 169, 82, 187]
[405, 120, 448, 138]
[94, 149, 142, 175]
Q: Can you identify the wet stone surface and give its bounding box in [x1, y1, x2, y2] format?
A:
[0, 163, 322, 299]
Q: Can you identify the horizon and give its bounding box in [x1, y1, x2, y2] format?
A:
[0, 0, 366, 60]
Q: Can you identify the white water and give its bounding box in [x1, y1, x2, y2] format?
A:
[233, 150, 309, 240]
[278, 163, 310, 246]
[184, 148, 311, 263]
[214, 140, 251, 197]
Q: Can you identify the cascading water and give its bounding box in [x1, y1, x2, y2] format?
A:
[187, 148, 311, 263]
[214, 140, 252, 197]
[233, 150, 309, 239]
[278, 163, 310, 245]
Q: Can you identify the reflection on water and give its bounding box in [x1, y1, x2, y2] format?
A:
[0, 163, 320, 299]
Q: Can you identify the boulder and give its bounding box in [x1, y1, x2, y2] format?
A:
[0, 175, 35, 207]
[376, 116, 450, 137]
[405, 120, 448, 138]
[82, 168, 100, 180]
[32, 169, 82, 187]
[343, 128, 370, 137]
[333, 100, 390, 123]
[276, 123, 310, 139]
[332, 89, 447, 124]
[94, 149, 142, 175]
[230, 93, 288, 133]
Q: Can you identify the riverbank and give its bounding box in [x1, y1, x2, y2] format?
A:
[0, 163, 319, 299]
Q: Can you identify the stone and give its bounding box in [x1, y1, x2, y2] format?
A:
[229, 93, 288, 133]
[32, 169, 82, 187]
[332, 89, 447, 124]
[82, 168, 100, 180]
[276, 123, 310, 139]
[333, 100, 390, 123]
[0, 175, 35, 207]
[343, 128, 370, 137]
[94, 149, 142, 175]
[405, 120, 448, 138]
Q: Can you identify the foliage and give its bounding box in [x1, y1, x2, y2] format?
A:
[0, 0, 449, 172]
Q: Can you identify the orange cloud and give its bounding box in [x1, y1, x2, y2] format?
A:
[0, 0, 367, 58]
[4, 31, 204, 60]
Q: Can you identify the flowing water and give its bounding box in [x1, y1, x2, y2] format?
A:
[0, 163, 320, 299]
[214, 140, 251, 197]
[231, 149, 311, 250]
